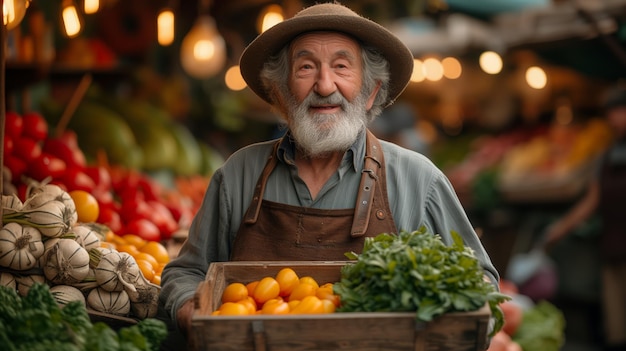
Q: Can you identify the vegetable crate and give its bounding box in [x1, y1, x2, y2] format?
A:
[190, 261, 491, 351]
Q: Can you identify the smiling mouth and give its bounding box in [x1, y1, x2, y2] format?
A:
[311, 104, 340, 113]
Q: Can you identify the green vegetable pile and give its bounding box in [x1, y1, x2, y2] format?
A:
[0, 283, 167, 351]
[334, 228, 510, 335]
[513, 300, 565, 351]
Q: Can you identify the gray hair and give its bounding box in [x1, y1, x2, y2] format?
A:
[260, 40, 390, 123]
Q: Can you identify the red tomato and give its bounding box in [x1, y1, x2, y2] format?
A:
[61, 168, 96, 192]
[97, 206, 123, 233]
[137, 176, 161, 202]
[500, 300, 523, 336]
[21, 111, 48, 141]
[147, 200, 178, 240]
[13, 137, 42, 162]
[84, 166, 112, 192]
[3, 136, 14, 157]
[26, 153, 67, 180]
[122, 218, 161, 242]
[4, 155, 27, 181]
[5, 111, 23, 137]
[120, 197, 152, 223]
[42, 138, 86, 170]
[57, 129, 80, 149]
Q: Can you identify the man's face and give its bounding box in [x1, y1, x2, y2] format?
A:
[284, 32, 379, 157]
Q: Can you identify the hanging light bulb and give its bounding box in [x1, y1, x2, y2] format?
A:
[62, 0, 83, 38]
[158, 8, 175, 46]
[180, 14, 226, 78]
[257, 4, 283, 33]
[83, 0, 99, 15]
[3, 0, 31, 30]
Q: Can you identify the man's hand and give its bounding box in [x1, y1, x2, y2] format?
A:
[177, 299, 196, 335]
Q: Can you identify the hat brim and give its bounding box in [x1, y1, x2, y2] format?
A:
[239, 3, 414, 107]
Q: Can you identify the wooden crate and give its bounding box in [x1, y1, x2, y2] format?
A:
[190, 261, 490, 351]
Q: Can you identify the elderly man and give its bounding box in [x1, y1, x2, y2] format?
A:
[158, 2, 499, 348]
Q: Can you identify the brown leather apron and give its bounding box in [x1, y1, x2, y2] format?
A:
[230, 130, 398, 261]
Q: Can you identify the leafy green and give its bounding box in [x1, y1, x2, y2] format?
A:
[0, 283, 167, 351]
[512, 301, 565, 351]
[334, 228, 510, 335]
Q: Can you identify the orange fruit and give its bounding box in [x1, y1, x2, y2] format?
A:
[152, 275, 161, 285]
[69, 190, 100, 223]
[252, 277, 280, 305]
[246, 280, 259, 296]
[299, 276, 319, 289]
[221, 282, 249, 304]
[218, 302, 249, 315]
[275, 268, 299, 297]
[136, 258, 155, 282]
[261, 298, 290, 315]
[116, 244, 140, 257]
[288, 282, 317, 302]
[237, 296, 258, 314]
[290, 295, 325, 314]
[122, 234, 147, 249]
[140, 241, 170, 264]
[134, 252, 159, 269]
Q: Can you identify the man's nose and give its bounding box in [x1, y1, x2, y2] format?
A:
[314, 66, 336, 97]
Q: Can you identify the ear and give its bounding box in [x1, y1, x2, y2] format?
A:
[366, 81, 382, 110]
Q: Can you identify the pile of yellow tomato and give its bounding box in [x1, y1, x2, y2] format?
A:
[215, 268, 340, 316]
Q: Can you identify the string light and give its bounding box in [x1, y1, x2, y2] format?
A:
[158, 8, 175, 46]
[83, 0, 99, 15]
[180, 0, 226, 78]
[3, 0, 30, 30]
[62, 0, 83, 38]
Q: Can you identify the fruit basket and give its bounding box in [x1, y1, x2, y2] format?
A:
[190, 261, 491, 351]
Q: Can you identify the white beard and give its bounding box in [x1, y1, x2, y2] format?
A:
[288, 91, 368, 158]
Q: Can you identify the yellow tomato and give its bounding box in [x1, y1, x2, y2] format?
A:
[261, 298, 290, 315]
[321, 299, 336, 313]
[315, 284, 340, 307]
[290, 295, 325, 314]
[288, 282, 317, 302]
[222, 282, 249, 303]
[237, 296, 258, 314]
[122, 234, 147, 249]
[69, 190, 100, 223]
[299, 276, 319, 289]
[135, 258, 155, 282]
[275, 267, 299, 297]
[246, 280, 259, 296]
[134, 252, 159, 270]
[218, 302, 249, 315]
[252, 277, 280, 305]
[152, 275, 161, 285]
[140, 241, 170, 264]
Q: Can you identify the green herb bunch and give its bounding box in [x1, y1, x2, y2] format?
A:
[334, 227, 510, 335]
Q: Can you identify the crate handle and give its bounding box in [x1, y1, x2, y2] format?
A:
[252, 320, 267, 351]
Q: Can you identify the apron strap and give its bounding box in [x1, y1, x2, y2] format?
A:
[243, 141, 281, 224]
[351, 130, 383, 237]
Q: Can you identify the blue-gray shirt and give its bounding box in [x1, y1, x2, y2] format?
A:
[160, 130, 499, 320]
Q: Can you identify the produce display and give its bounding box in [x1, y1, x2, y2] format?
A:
[213, 267, 340, 315]
[487, 280, 565, 351]
[2, 108, 216, 242]
[444, 118, 613, 205]
[1, 183, 166, 320]
[0, 282, 167, 351]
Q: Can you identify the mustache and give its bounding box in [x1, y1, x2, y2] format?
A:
[303, 92, 348, 109]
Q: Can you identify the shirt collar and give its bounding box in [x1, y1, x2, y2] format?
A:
[276, 129, 367, 172]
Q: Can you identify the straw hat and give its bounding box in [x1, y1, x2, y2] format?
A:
[239, 2, 414, 107]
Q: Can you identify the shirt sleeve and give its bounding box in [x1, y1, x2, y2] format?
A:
[158, 168, 231, 321]
[423, 172, 500, 286]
